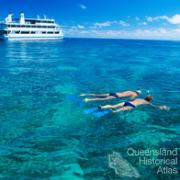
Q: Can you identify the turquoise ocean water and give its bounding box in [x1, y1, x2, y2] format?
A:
[0, 38, 179, 179]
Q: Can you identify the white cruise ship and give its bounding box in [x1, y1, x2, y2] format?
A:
[0, 12, 63, 40]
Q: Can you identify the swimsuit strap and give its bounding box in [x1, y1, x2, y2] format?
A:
[134, 91, 140, 95]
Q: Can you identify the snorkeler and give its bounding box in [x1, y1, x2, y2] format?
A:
[99, 96, 169, 113]
[81, 89, 142, 102]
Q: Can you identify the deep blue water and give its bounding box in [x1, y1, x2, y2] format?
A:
[0, 38, 179, 179]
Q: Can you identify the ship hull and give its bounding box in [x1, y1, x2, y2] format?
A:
[0, 34, 63, 40]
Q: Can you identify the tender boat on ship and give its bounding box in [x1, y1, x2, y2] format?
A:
[0, 12, 63, 40]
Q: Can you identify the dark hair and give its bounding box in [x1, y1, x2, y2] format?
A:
[144, 96, 153, 102]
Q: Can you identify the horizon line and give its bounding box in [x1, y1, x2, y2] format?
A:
[64, 36, 180, 42]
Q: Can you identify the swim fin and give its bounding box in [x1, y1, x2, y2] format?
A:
[92, 109, 112, 118]
[84, 106, 101, 114]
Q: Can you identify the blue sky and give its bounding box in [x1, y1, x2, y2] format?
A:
[1, 0, 180, 39]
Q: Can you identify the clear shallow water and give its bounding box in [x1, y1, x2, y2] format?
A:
[0, 38, 179, 179]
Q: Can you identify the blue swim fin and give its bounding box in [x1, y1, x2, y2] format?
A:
[84, 106, 100, 114]
[92, 109, 112, 118]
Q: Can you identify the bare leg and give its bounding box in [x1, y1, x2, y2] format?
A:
[84, 96, 115, 102]
[101, 102, 125, 110]
[80, 93, 109, 97]
[112, 106, 133, 113]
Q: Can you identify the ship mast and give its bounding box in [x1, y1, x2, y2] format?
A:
[19, 12, 25, 24]
[5, 13, 13, 23]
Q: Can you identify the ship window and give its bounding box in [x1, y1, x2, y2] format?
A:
[15, 31, 20, 34]
[47, 32, 54, 34]
[55, 32, 59, 34]
[11, 25, 16, 27]
[31, 31, 36, 34]
[21, 31, 30, 34]
[42, 32, 46, 34]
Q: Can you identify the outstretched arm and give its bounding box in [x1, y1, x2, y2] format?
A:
[150, 104, 170, 111]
